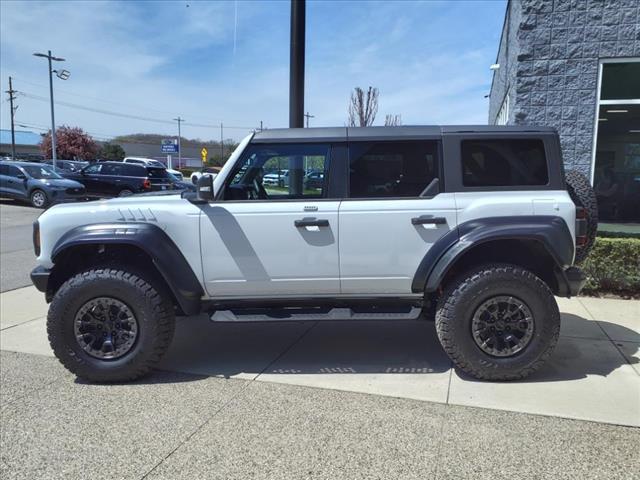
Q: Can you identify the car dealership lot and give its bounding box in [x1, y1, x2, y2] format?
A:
[1, 201, 638, 479]
[0, 201, 41, 292]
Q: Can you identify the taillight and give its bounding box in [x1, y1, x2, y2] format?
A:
[33, 221, 41, 256]
[575, 207, 587, 246]
[143, 179, 151, 189]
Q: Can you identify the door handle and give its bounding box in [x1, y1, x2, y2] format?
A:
[295, 218, 329, 228]
[411, 216, 447, 226]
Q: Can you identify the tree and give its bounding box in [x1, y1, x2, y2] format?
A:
[384, 114, 402, 126]
[40, 126, 99, 160]
[348, 86, 379, 127]
[99, 143, 126, 160]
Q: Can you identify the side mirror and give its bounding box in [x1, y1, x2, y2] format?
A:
[197, 174, 215, 202]
[16, 173, 27, 180]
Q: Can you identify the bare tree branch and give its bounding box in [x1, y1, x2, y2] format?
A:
[348, 86, 379, 126]
[384, 114, 402, 126]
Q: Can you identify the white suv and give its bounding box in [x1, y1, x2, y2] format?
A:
[122, 157, 183, 181]
[31, 126, 596, 382]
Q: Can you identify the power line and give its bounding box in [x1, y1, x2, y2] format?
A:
[11, 76, 254, 125]
[17, 90, 258, 131]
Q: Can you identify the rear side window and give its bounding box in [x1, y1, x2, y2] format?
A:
[147, 168, 169, 178]
[349, 141, 438, 198]
[122, 165, 144, 176]
[461, 139, 548, 187]
[101, 164, 125, 176]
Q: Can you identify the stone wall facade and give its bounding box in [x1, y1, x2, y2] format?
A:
[488, 0, 640, 177]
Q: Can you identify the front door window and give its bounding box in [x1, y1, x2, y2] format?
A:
[224, 143, 330, 200]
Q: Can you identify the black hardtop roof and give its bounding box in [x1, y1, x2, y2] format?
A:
[251, 125, 557, 143]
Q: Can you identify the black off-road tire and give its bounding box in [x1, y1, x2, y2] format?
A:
[565, 170, 598, 263]
[435, 264, 560, 381]
[47, 268, 175, 382]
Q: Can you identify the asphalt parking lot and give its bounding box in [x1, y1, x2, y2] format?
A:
[0, 201, 41, 292]
[1, 201, 639, 480]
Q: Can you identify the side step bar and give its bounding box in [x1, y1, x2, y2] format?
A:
[210, 307, 423, 323]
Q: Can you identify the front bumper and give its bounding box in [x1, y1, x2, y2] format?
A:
[31, 266, 50, 293]
[556, 266, 586, 297]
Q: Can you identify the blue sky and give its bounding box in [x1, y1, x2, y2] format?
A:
[0, 0, 506, 142]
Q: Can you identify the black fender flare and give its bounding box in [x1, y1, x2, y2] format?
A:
[52, 223, 203, 315]
[412, 216, 575, 294]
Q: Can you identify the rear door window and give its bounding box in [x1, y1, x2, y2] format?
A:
[461, 139, 548, 187]
[348, 141, 438, 198]
[122, 165, 144, 176]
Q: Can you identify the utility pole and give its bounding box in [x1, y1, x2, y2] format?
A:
[260, 120, 263, 132]
[5, 77, 17, 160]
[289, 0, 305, 195]
[173, 116, 183, 168]
[219, 123, 224, 161]
[304, 111, 314, 128]
[33, 50, 69, 171]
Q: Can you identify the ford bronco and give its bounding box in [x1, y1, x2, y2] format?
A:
[30, 126, 597, 382]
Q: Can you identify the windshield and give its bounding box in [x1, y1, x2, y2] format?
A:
[23, 164, 62, 179]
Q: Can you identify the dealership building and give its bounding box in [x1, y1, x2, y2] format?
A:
[488, 0, 640, 225]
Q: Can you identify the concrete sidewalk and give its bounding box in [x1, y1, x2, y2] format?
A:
[1, 286, 639, 427]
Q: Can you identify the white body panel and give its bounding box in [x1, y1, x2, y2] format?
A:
[199, 200, 340, 297]
[338, 194, 458, 294]
[454, 190, 576, 244]
[36, 196, 204, 284]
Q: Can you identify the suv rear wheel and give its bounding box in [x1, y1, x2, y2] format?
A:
[435, 264, 560, 381]
[47, 267, 175, 382]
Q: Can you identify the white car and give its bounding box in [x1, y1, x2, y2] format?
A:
[121, 157, 183, 181]
[30, 126, 596, 383]
[263, 169, 289, 186]
[190, 167, 219, 185]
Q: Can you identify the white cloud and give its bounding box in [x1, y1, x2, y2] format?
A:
[0, 0, 502, 141]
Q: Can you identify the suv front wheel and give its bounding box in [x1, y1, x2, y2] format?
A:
[47, 267, 175, 382]
[435, 264, 560, 381]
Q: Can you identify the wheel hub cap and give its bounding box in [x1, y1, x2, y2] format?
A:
[471, 296, 534, 357]
[74, 297, 138, 360]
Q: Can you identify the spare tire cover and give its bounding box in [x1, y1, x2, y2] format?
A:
[565, 170, 598, 263]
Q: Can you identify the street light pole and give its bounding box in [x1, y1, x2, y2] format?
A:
[33, 50, 68, 171]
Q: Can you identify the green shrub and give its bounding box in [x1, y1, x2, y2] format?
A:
[582, 238, 640, 296]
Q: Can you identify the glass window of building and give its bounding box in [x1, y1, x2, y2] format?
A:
[593, 61, 640, 227]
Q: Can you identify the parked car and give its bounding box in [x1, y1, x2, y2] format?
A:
[304, 171, 324, 190]
[0, 160, 86, 208]
[263, 169, 289, 187]
[190, 166, 220, 185]
[62, 161, 174, 197]
[121, 157, 183, 180]
[31, 126, 597, 383]
[45, 159, 88, 173]
[168, 172, 196, 192]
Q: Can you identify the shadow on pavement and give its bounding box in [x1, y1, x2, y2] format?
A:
[74, 368, 212, 386]
[149, 312, 638, 384]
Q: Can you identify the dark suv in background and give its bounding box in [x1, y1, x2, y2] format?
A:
[63, 162, 174, 197]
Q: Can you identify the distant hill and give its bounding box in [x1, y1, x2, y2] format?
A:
[112, 133, 238, 150]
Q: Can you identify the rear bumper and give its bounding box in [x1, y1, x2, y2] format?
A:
[31, 266, 50, 293]
[556, 266, 586, 298]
